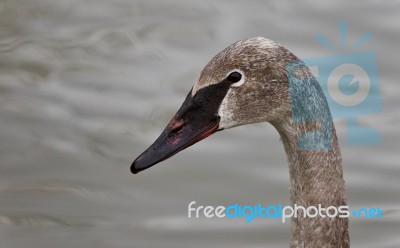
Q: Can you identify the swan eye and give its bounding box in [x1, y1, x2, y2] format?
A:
[227, 71, 242, 83]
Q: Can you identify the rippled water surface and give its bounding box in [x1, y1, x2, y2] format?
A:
[1, 1, 399, 247]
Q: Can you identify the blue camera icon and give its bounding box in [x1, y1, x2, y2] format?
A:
[303, 51, 381, 145]
[287, 21, 382, 149]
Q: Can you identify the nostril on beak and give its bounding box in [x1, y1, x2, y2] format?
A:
[169, 120, 188, 136]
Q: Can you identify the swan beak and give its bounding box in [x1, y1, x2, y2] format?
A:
[131, 90, 220, 174]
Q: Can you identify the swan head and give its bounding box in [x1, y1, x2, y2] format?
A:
[131, 37, 301, 174]
[195, 36, 297, 129]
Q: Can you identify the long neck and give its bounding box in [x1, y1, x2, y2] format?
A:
[275, 121, 349, 248]
[271, 67, 349, 247]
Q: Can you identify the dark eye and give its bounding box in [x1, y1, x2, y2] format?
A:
[227, 71, 242, 83]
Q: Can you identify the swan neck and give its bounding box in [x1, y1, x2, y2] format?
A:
[272, 115, 349, 247]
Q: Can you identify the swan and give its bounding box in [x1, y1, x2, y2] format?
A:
[130, 37, 349, 248]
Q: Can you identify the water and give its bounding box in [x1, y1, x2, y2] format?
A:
[1, 0, 399, 247]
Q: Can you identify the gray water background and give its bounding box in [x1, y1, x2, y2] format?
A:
[0, 0, 399, 247]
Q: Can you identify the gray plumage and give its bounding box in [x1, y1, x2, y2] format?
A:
[195, 37, 349, 248]
[131, 36, 350, 247]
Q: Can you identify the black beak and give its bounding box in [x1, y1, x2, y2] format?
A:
[131, 89, 221, 174]
[131, 76, 234, 174]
